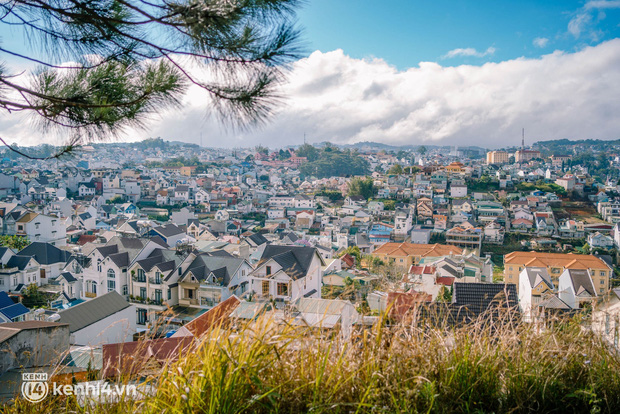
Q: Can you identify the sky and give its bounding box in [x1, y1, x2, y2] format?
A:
[2, 0, 620, 149]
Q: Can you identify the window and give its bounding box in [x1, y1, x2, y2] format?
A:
[266, 266, 272, 276]
[137, 269, 146, 282]
[107, 269, 115, 279]
[168, 288, 172, 300]
[601, 271, 606, 277]
[140, 287, 146, 299]
[277, 282, 289, 296]
[0, 279, 4, 285]
[601, 279, 605, 285]
[107, 279, 116, 292]
[262, 280, 270, 296]
[97, 259, 102, 272]
[122, 285, 128, 295]
[154, 289, 162, 303]
[155, 271, 161, 284]
[137, 309, 147, 325]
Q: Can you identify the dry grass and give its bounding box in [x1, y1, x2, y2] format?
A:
[6, 308, 620, 413]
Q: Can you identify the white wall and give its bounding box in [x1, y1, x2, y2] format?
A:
[71, 305, 136, 346]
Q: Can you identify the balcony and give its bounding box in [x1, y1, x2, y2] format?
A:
[149, 277, 162, 285]
[132, 276, 147, 283]
[179, 298, 199, 306]
[128, 296, 164, 306]
[84, 292, 97, 298]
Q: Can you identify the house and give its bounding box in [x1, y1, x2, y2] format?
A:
[410, 227, 432, 244]
[56, 271, 82, 300]
[371, 242, 463, 271]
[450, 184, 467, 198]
[16, 242, 71, 280]
[416, 197, 433, 218]
[9, 211, 66, 246]
[149, 223, 187, 246]
[81, 236, 167, 299]
[250, 245, 324, 302]
[588, 232, 614, 250]
[78, 182, 97, 197]
[592, 288, 620, 347]
[177, 252, 253, 310]
[292, 298, 359, 338]
[503, 251, 611, 294]
[483, 222, 504, 244]
[344, 196, 366, 208]
[3, 255, 40, 291]
[0, 292, 29, 322]
[57, 291, 136, 345]
[558, 269, 596, 310]
[445, 225, 483, 252]
[369, 222, 393, 244]
[128, 247, 187, 326]
[0, 321, 70, 375]
[518, 267, 555, 322]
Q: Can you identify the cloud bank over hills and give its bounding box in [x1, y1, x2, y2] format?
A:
[6, 39, 620, 149]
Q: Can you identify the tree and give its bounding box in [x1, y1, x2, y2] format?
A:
[387, 164, 403, 175]
[21, 284, 47, 308]
[417, 145, 427, 155]
[404, 166, 421, 175]
[339, 246, 361, 264]
[295, 143, 320, 162]
[436, 285, 452, 303]
[255, 145, 269, 156]
[0, 0, 302, 158]
[0, 235, 30, 250]
[347, 177, 376, 200]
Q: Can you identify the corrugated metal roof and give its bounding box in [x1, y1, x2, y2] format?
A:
[58, 291, 131, 332]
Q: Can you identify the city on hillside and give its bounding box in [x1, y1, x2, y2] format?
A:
[1, 137, 620, 401]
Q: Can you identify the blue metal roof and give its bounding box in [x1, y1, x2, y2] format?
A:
[0, 291, 14, 308]
[0, 303, 29, 320]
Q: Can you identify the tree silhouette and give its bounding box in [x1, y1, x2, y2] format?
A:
[0, 0, 303, 158]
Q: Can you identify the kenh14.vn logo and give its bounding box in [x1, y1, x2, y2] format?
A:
[21, 373, 49, 403]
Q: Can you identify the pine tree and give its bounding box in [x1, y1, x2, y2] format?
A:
[0, 0, 303, 158]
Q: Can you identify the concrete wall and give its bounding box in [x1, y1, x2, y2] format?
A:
[0, 324, 70, 375]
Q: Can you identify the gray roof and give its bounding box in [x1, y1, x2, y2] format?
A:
[58, 291, 131, 333]
[6, 255, 35, 270]
[258, 245, 318, 281]
[153, 224, 185, 237]
[18, 242, 71, 265]
[58, 271, 77, 283]
[565, 269, 596, 297]
[181, 253, 245, 285]
[524, 267, 554, 290]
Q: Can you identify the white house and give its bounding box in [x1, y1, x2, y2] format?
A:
[558, 269, 597, 310]
[250, 245, 324, 302]
[518, 267, 555, 322]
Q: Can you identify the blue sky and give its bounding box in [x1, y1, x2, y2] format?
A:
[296, 0, 620, 68]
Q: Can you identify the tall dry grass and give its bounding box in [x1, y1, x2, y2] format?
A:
[6, 307, 620, 413]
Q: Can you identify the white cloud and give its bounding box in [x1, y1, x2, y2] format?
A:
[533, 37, 549, 48]
[442, 46, 496, 59]
[569, 0, 620, 39]
[4, 40, 620, 150]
